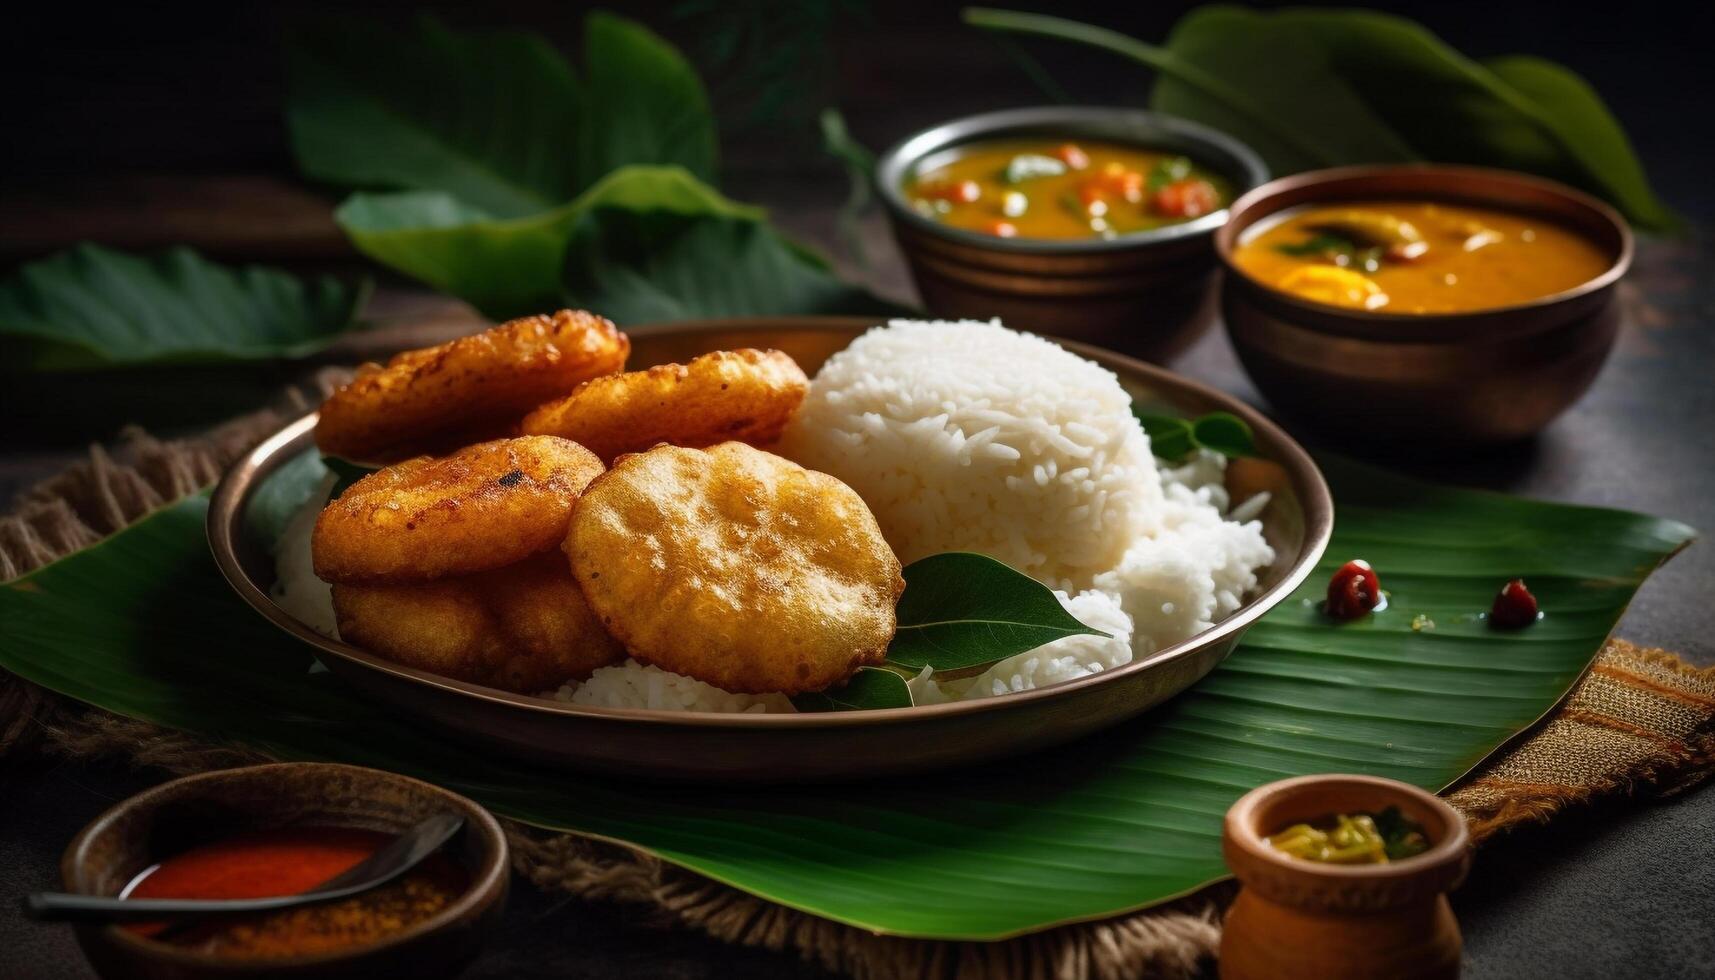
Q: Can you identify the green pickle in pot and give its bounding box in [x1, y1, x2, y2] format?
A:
[1266, 806, 1430, 864]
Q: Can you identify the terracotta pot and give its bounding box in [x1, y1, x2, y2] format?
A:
[1220, 774, 1472, 980]
[875, 107, 1269, 362]
[1216, 165, 1632, 446]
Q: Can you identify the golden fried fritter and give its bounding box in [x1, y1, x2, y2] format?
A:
[314, 436, 603, 584]
[519, 349, 808, 463]
[332, 552, 623, 693]
[317, 309, 629, 462]
[565, 442, 902, 694]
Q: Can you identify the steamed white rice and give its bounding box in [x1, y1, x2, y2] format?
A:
[781, 318, 1160, 590]
[783, 319, 1274, 705]
[554, 660, 795, 714]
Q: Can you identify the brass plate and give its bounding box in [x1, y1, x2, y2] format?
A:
[208, 317, 1332, 782]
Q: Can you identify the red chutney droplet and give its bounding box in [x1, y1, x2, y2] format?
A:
[1325, 559, 1381, 620]
[1490, 578, 1539, 629]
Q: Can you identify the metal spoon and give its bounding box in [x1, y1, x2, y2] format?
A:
[24, 812, 465, 922]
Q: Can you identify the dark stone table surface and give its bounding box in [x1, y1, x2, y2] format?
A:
[3, 3, 1712, 976]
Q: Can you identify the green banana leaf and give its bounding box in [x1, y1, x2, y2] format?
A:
[336, 165, 905, 323]
[290, 13, 899, 322]
[288, 12, 715, 214]
[0, 458, 1692, 939]
[0, 244, 368, 371]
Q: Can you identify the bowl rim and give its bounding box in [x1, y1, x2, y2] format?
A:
[61, 761, 509, 969]
[1222, 773, 1471, 887]
[874, 105, 1270, 254]
[207, 316, 1333, 731]
[1214, 163, 1634, 330]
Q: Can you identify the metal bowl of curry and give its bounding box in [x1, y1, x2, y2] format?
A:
[876, 106, 1268, 363]
[1216, 164, 1633, 445]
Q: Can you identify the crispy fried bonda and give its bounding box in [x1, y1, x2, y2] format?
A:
[317, 309, 629, 462]
[565, 442, 903, 694]
[332, 552, 623, 693]
[519, 349, 808, 463]
[314, 436, 603, 584]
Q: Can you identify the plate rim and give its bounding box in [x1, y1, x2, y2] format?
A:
[207, 316, 1333, 729]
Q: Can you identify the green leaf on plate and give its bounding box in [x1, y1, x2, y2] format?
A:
[1136, 410, 1255, 462]
[964, 7, 1678, 229]
[1191, 412, 1256, 459]
[886, 552, 1107, 672]
[1138, 414, 1195, 461]
[0, 456, 1693, 939]
[0, 244, 367, 372]
[791, 666, 914, 712]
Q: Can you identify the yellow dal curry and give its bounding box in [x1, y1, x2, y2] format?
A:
[1232, 201, 1611, 314]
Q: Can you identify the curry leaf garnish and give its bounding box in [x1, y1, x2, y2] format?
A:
[1135, 410, 1256, 462]
[791, 666, 914, 712]
[1274, 233, 1356, 257]
[1137, 415, 1196, 462]
[1192, 412, 1258, 459]
[885, 552, 1106, 672]
[1274, 234, 1384, 273]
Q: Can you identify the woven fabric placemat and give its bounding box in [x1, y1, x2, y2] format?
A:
[3, 409, 1712, 980]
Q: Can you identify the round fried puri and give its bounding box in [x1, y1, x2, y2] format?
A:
[313, 436, 603, 584]
[519, 348, 808, 463]
[317, 309, 629, 462]
[332, 552, 624, 693]
[565, 442, 903, 694]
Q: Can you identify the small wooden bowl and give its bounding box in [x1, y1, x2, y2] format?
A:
[876, 106, 1268, 362]
[60, 763, 508, 980]
[1216, 165, 1632, 446]
[1220, 774, 1472, 980]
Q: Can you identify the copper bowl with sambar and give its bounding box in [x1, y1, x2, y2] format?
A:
[876, 106, 1268, 362]
[1217, 165, 1632, 445]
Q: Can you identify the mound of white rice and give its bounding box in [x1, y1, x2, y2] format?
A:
[785, 319, 1274, 705]
[553, 660, 795, 713]
[1095, 455, 1276, 658]
[782, 319, 1160, 591]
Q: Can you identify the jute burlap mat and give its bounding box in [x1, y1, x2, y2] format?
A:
[3, 407, 1712, 980]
